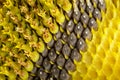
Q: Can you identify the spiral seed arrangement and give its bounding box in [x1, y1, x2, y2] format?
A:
[0, 0, 120, 80]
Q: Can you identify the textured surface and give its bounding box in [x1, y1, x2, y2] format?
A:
[70, 0, 120, 80]
[0, 0, 120, 80]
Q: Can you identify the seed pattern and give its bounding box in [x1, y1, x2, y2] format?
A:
[0, 0, 106, 80]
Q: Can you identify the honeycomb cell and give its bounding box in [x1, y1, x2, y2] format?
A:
[114, 30, 120, 42]
[96, 46, 106, 59]
[104, 27, 115, 40]
[71, 71, 83, 80]
[92, 55, 103, 70]
[82, 52, 93, 66]
[83, 75, 91, 80]
[92, 32, 102, 45]
[100, 37, 110, 50]
[87, 67, 98, 79]
[87, 42, 96, 54]
[105, 52, 116, 66]
[110, 74, 119, 80]
[98, 74, 107, 80]
[114, 60, 120, 79]
[110, 41, 119, 53]
[102, 63, 113, 77]
[77, 62, 88, 75]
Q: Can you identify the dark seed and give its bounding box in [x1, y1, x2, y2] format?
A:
[38, 68, 47, 80]
[68, 33, 77, 48]
[42, 48, 48, 57]
[60, 19, 67, 29]
[51, 65, 60, 78]
[81, 12, 89, 25]
[31, 66, 37, 75]
[34, 77, 40, 80]
[43, 58, 51, 71]
[74, 22, 84, 38]
[86, 1, 94, 14]
[79, 0, 86, 12]
[65, 10, 73, 20]
[98, 0, 106, 12]
[71, 48, 82, 62]
[47, 76, 57, 80]
[48, 49, 57, 63]
[93, 8, 102, 20]
[82, 28, 92, 41]
[65, 59, 76, 72]
[62, 44, 71, 59]
[28, 76, 34, 80]
[74, 0, 79, 6]
[73, 6, 81, 23]
[55, 39, 63, 52]
[36, 55, 43, 66]
[66, 20, 74, 35]
[88, 18, 98, 31]
[62, 32, 68, 43]
[56, 54, 65, 68]
[47, 39, 54, 49]
[77, 38, 87, 52]
[54, 31, 62, 40]
[60, 69, 71, 80]
[92, 0, 99, 5]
